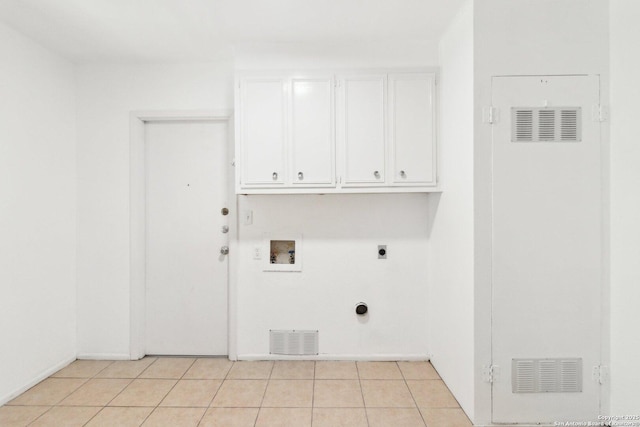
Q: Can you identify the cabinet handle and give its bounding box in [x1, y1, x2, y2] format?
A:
[272, 172, 278, 180]
[298, 172, 304, 181]
[373, 171, 380, 179]
[400, 170, 406, 178]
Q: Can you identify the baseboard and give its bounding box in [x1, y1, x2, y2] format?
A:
[236, 353, 431, 361]
[76, 353, 131, 360]
[0, 355, 76, 406]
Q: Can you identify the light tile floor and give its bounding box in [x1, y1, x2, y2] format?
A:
[0, 358, 472, 426]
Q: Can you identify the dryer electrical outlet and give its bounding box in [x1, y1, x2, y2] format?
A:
[378, 245, 387, 259]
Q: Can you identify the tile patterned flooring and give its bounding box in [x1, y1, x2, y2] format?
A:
[0, 358, 472, 426]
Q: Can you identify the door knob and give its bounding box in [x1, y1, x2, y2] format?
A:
[220, 246, 229, 255]
[373, 170, 380, 179]
[298, 172, 304, 180]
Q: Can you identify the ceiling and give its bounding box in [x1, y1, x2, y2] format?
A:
[0, 0, 466, 64]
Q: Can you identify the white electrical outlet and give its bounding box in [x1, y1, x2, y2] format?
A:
[253, 246, 262, 260]
[243, 210, 253, 225]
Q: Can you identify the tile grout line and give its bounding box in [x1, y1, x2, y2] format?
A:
[32, 359, 115, 427]
[80, 357, 159, 426]
[140, 357, 198, 426]
[93, 357, 183, 426]
[155, 357, 198, 402]
[355, 362, 371, 427]
[251, 361, 275, 427]
[24, 367, 93, 426]
[97, 356, 159, 426]
[196, 358, 234, 425]
[399, 361, 429, 427]
[310, 361, 316, 427]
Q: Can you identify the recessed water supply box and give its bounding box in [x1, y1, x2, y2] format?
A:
[263, 233, 303, 272]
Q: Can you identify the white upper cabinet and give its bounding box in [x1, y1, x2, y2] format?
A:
[238, 77, 287, 186]
[389, 73, 437, 186]
[290, 77, 335, 187]
[236, 70, 439, 194]
[338, 75, 387, 186]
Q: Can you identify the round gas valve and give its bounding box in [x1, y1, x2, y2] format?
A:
[355, 303, 368, 316]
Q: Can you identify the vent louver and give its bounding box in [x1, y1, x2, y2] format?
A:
[270, 330, 319, 355]
[512, 358, 582, 393]
[511, 107, 581, 142]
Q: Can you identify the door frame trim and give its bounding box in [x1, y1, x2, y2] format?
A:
[129, 110, 236, 360]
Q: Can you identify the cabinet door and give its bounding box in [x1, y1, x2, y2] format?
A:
[239, 77, 286, 186]
[389, 73, 436, 185]
[290, 77, 335, 186]
[338, 75, 386, 185]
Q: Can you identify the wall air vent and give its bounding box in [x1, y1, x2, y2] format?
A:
[512, 358, 582, 393]
[270, 330, 318, 355]
[511, 107, 581, 142]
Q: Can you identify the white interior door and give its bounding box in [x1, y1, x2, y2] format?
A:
[145, 120, 228, 356]
[491, 75, 602, 423]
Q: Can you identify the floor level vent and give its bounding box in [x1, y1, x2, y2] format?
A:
[270, 330, 319, 355]
[512, 358, 582, 393]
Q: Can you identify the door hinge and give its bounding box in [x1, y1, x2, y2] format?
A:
[483, 365, 500, 383]
[592, 365, 609, 384]
[592, 105, 608, 122]
[483, 106, 498, 124]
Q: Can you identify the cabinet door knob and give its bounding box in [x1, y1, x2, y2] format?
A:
[272, 172, 278, 180]
[400, 170, 406, 178]
[298, 172, 304, 180]
[373, 171, 380, 179]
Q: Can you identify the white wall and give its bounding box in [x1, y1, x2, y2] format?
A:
[75, 45, 436, 360]
[429, 0, 475, 419]
[75, 62, 234, 357]
[232, 46, 436, 360]
[473, 0, 609, 423]
[236, 194, 430, 358]
[234, 41, 438, 70]
[0, 22, 77, 404]
[609, 0, 640, 414]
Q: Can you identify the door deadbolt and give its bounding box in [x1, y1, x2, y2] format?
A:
[221, 225, 229, 233]
[220, 246, 229, 255]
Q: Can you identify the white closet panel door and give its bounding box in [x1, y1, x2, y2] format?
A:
[339, 75, 386, 185]
[491, 75, 602, 423]
[291, 77, 335, 186]
[389, 73, 436, 185]
[240, 78, 286, 186]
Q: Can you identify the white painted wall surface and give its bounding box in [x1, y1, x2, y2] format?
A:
[233, 49, 434, 359]
[75, 62, 234, 357]
[473, 0, 609, 423]
[76, 47, 435, 359]
[236, 194, 430, 359]
[234, 41, 438, 70]
[429, 0, 475, 420]
[609, 0, 640, 414]
[0, 22, 76, 404]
